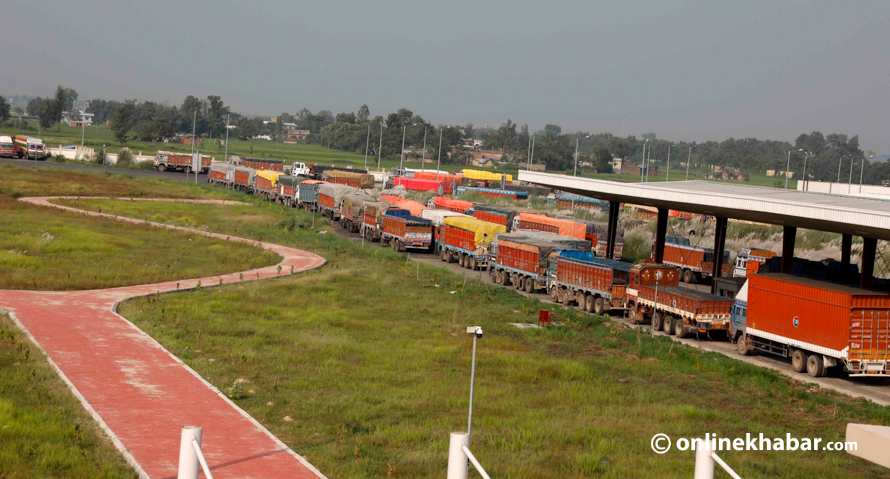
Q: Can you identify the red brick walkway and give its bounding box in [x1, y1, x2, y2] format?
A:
[1, 197, 328, 479]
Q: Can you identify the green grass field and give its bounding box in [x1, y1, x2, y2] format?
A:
[0, 167, 279, 290]
[62, 196, 887, 479]
[0, 313, 139, 478]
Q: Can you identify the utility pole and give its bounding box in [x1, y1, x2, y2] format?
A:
[223, 114, 230, 164]
[400, 124, 407, 170]
[666, 145, 671, 182]
[529, 135, 535, 170]
[377, 123, 384, 171]
[190, 108, 196, 178]
[363, 121, 371, 170]
[436, 127, 443, 181]
[573, 137, 579, 176]
[849, 156, 855, 194]
[640, 140, 647, 183]
[421, 126, 427, 172]
[785, 150, 791, 189]
[686, 146, 693, 181]
[526, 133, 532, 169]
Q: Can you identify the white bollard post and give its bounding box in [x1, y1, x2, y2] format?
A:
[693, 438, 715, 479]
[446, 432, 469, 479]
[178, 426, 202, 479]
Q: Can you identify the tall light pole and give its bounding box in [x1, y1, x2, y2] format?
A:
[573, 137, 579, 176]
[861, 155, 871, 193]
[529, 135, 536, 171]
[785, 150, 791, 189]
[526, 132, 532, 170]
[465, 326, 482, 447]
[436, 126, 443, 181]
[399, 123, 407, 170]
[837, 155, 847, 184]
[223, 113, 230, 164]
[80, 108, 86, 147]
[849, 156, 856, 194]
[421, 126, 427, 172]
[640, 140, 647, 183]
[665, 145, 671, 182]
[686, 146, 693, 181]
[190, 108, 197, 177]
[646, 142, 652, 182]
[363, 121, 371, 170]
[377, 123, 384, 171]
[621, 113, 626, 138]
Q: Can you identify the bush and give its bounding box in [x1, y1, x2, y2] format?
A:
[116, 148, 134, 165]
[136, 161, 156, 171]
[94, 148, 105, 165]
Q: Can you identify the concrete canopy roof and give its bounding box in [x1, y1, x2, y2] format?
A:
[519, 171, 890, 241]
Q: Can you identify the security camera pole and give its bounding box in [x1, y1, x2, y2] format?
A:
[466, 325, 482, 447]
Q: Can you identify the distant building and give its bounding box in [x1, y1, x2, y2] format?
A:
[518, 162, 546, 172]
[463, 138, 483, 149]
[286, 129, 310, 140]
[621, 163, 658, 176]
[611, 157, 624, 174]
[179, 134, 201, 146]
[62, 110, 94, 125]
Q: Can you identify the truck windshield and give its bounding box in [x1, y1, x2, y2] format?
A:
[32, 145, 43, 151]
[1, 143, 12, 148]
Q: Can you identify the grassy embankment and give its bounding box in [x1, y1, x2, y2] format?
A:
[0, 313, 139, 479]
[0, 166, 278, 290]
[60, 195, 890, 479]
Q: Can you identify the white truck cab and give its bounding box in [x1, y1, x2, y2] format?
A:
[290, 162, 310, 177]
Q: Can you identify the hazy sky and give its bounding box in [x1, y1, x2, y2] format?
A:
[4, 1, 889, 152]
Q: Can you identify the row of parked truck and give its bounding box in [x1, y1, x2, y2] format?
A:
[0, 135, 45, 159]
[207, 160, 889, 379]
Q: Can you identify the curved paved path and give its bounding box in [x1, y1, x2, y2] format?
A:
[0, 197, 327, 479]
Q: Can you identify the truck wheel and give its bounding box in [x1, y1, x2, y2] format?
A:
[447, 251, 456, 263]
[651, 312, 663, 332]
[683, 269, 694, 284]
[550, 287, 559, 302]
[559, 288, 571, 305]
[381, 237, 389, 247]
[458, 254, 465, 267]
[806, 354, 824, 377]
[736, 333, 751, 355]
[515, 275, 524, 290]
[157, 164, 166, 172]
[441, 249, 448, 262]
[593, 297, 606, 316]
[575, 291, 586, 310]
[501, 271, 511, 286]
[584, 294, 595, 313]
[791, 349, 808, 373]
[663, 316, 675, 335]
[675, 320, 689, 338]
[524, 277, 534, 293]
[469, 257, 477, 270]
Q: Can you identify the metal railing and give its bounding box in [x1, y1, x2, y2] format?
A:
[447, 432, 492, 479]
[178, 426, 214, 479]
[694, 439, 741, 479]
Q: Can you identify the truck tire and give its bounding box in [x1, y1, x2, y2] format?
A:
[806, 354, 824, 377]
[791, 349, 808, 373]
[514, 275, 523, 290]
[652, 312, 663, 332]
[524, 277, 534, 293]
[584, 294, 595, 313]
[559, 288, 572, 305]
[157, 164, 166, 172]
[469, 257, 477, 270]
[593, 297, 606, 316]
[448, 251, 456, 263]
[550, 287, 559, 302]
[675, 320, 689, 338]
[441, 249, 448, 262]
[736, 333, 751, 355]
[575, 291, 586, 310]
[663, 315, 675, 335]
[683, 269, 694, 284]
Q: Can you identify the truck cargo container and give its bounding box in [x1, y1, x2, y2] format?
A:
[421, 210, 468, 242]
[310, 164, 367, 180]
[553, 193, 609, 210]
[208, 162, 235, 186]
[733, 248, 777, 278]
[489, 232, 588, 294]
[233, 166, 257, 192]
[461, 169, 513, 182]
[340, 191, 373, 232]
[155, 150, 211, 173]
[13, 135, 45, 159]
[546, 251, 632, 315]
[231, 156, 284, 172]
[437, 217, 506, 270]
[255, 170, 284, 200]
[411, 171, 463, 183]
[516, 213, 587, 241]
[317, 183, 357, 220]
[275, 175, 307, 207]
[391, 176, 454, 195]
[429, 196, 474, 214]
[326, 169, 375, 189]
[456, 185, 528, 200]
[381, 209, 433, 252]
[472, 205, 518, 231]
[626, 263, 734, 338]
[361, 201, 393, 241]
[297, 179, 326, 210]
[0, 136, 14, 158]
[733, 274, 890, 377]
[660, 237, 731, 283]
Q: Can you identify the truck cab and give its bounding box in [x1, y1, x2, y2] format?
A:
[0, 136, 13, 158]
[290, 162, 310, 176]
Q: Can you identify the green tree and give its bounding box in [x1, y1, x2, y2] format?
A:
[609, 137, 631, 158]
[544, 124, 562, 135]
[593, 146, 613, 173]
[0, 96, 9, 124]
[110, 104, 133, 143]
[52, 86, 68, 124]
[26, 97, 42, 116]
[38, 99, 56, 130]
[65, 88, 78, 110]
[356, 104, 370, 123]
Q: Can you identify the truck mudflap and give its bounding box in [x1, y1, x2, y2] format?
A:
[694, 320, 729, 331]
[847, 361, 889, 376]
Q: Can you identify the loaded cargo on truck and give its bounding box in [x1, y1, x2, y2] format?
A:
[660, 236, 731, 283]
[297, 179, 326, 210]
[155, 151, 211, 173]
[489, 231, 589, 294]
[361, 200, 393, 241]
[732, 274, 890, 377]
[626, 263, 734, 338]
[208, 162, 235, 186]
[546, 252, 632, 315]
[516, 213, 587, 241]
[340, 191, 373, 233]
[317, 183, 356, 220]
[437, 217, 506, 270]
[0, 136, 14, 158]
[233, 166, 257, 192]
[381, 209, 433, 252]
[429, 196, 474, 214]
[456, 185, 528, 200]
[472, 204, 518, 231]
[390, 176, 454, 195]
[421, 209, 468, 242]
[231, 156, 284, 172]
[325, 170, 374, 189]
[255, 170, 284, 200]
[275, 175, 307, 207]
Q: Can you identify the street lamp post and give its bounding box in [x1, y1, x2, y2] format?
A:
[436, 126, 443, 181]
[640, 140, 647, 183]
[377, 123, 384, 171]
[421, 126, 427, 172]
[573, 138, 579, 176]
[837, 155, 847, 184]
[785, 151, 791, 189]
[861, 155, 871, 193]
[223, 114, 230, 165]
[666, 145, 671, 182]
[466, 326, 483, 447]
[399, 124, 407, 170]
[363, 121, 371, 170]
[849, 156, 855, 194]
[686, 146, 693, 181]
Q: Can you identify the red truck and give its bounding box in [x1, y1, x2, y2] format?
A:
[317, 183, 356, 220]
[0, 136, 14, 158]
[232, 156, 284, 172]
[255, 170, 284, 200]
[233, 166, 257, 192]
[546, 252, 631, 315]
[340, 191, 373, 233]
[381, 210, 433, 252]
[626, 263, 735, 338]
[155, 151, 211, 173]
[733, 274, 890, 377]
[361, 201, 392, 241]
[489, 232, 589, 294]
[660, 236, 731, 283]
[430, 197, 474, 214]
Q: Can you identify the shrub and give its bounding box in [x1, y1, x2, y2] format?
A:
[116, 148, 134, 165]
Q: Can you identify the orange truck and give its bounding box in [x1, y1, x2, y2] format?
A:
[14, 135, 45, 159]
[0, 136, 14, 157]
[626, 263, 735, 338]
[733, 248, 777, 277]
[155, 151, 211, 173]
[660, 236, 731, 283]
[381, 209, 433, 252]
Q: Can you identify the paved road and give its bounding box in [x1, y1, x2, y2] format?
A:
[2, 197, 327, 479]
[332, 225, 890, 406]
[0, 158, 210, 183]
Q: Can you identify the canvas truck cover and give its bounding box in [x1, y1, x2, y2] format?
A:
[318, 183, 358, 207]
[432, 197, 474, 212]
[389, 200, 426, 216]
[328, 170, 375, 188]
[412, 171, 463, 183]
[363, 201, 392, 220]
[462, 169, 513, 182]
[474, 204, 518, 225]
[497, 235, 580, 271]
[556, 217, 623, 240]
[380, 194, 405, 204]
[278, 175, 307, 187]
[257, 170, 284, 183]
[210, 162, 235, 174]
[421, 209, 468, 226]
[392, 177, 452, 194]
[443, 217, 506, 246]
[385, 211, 432, 228]
[517, 213, 587, 240]
[491, 231, 590, 257]
[234, 166, 257, 182]
[342, 191, 374, 218]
